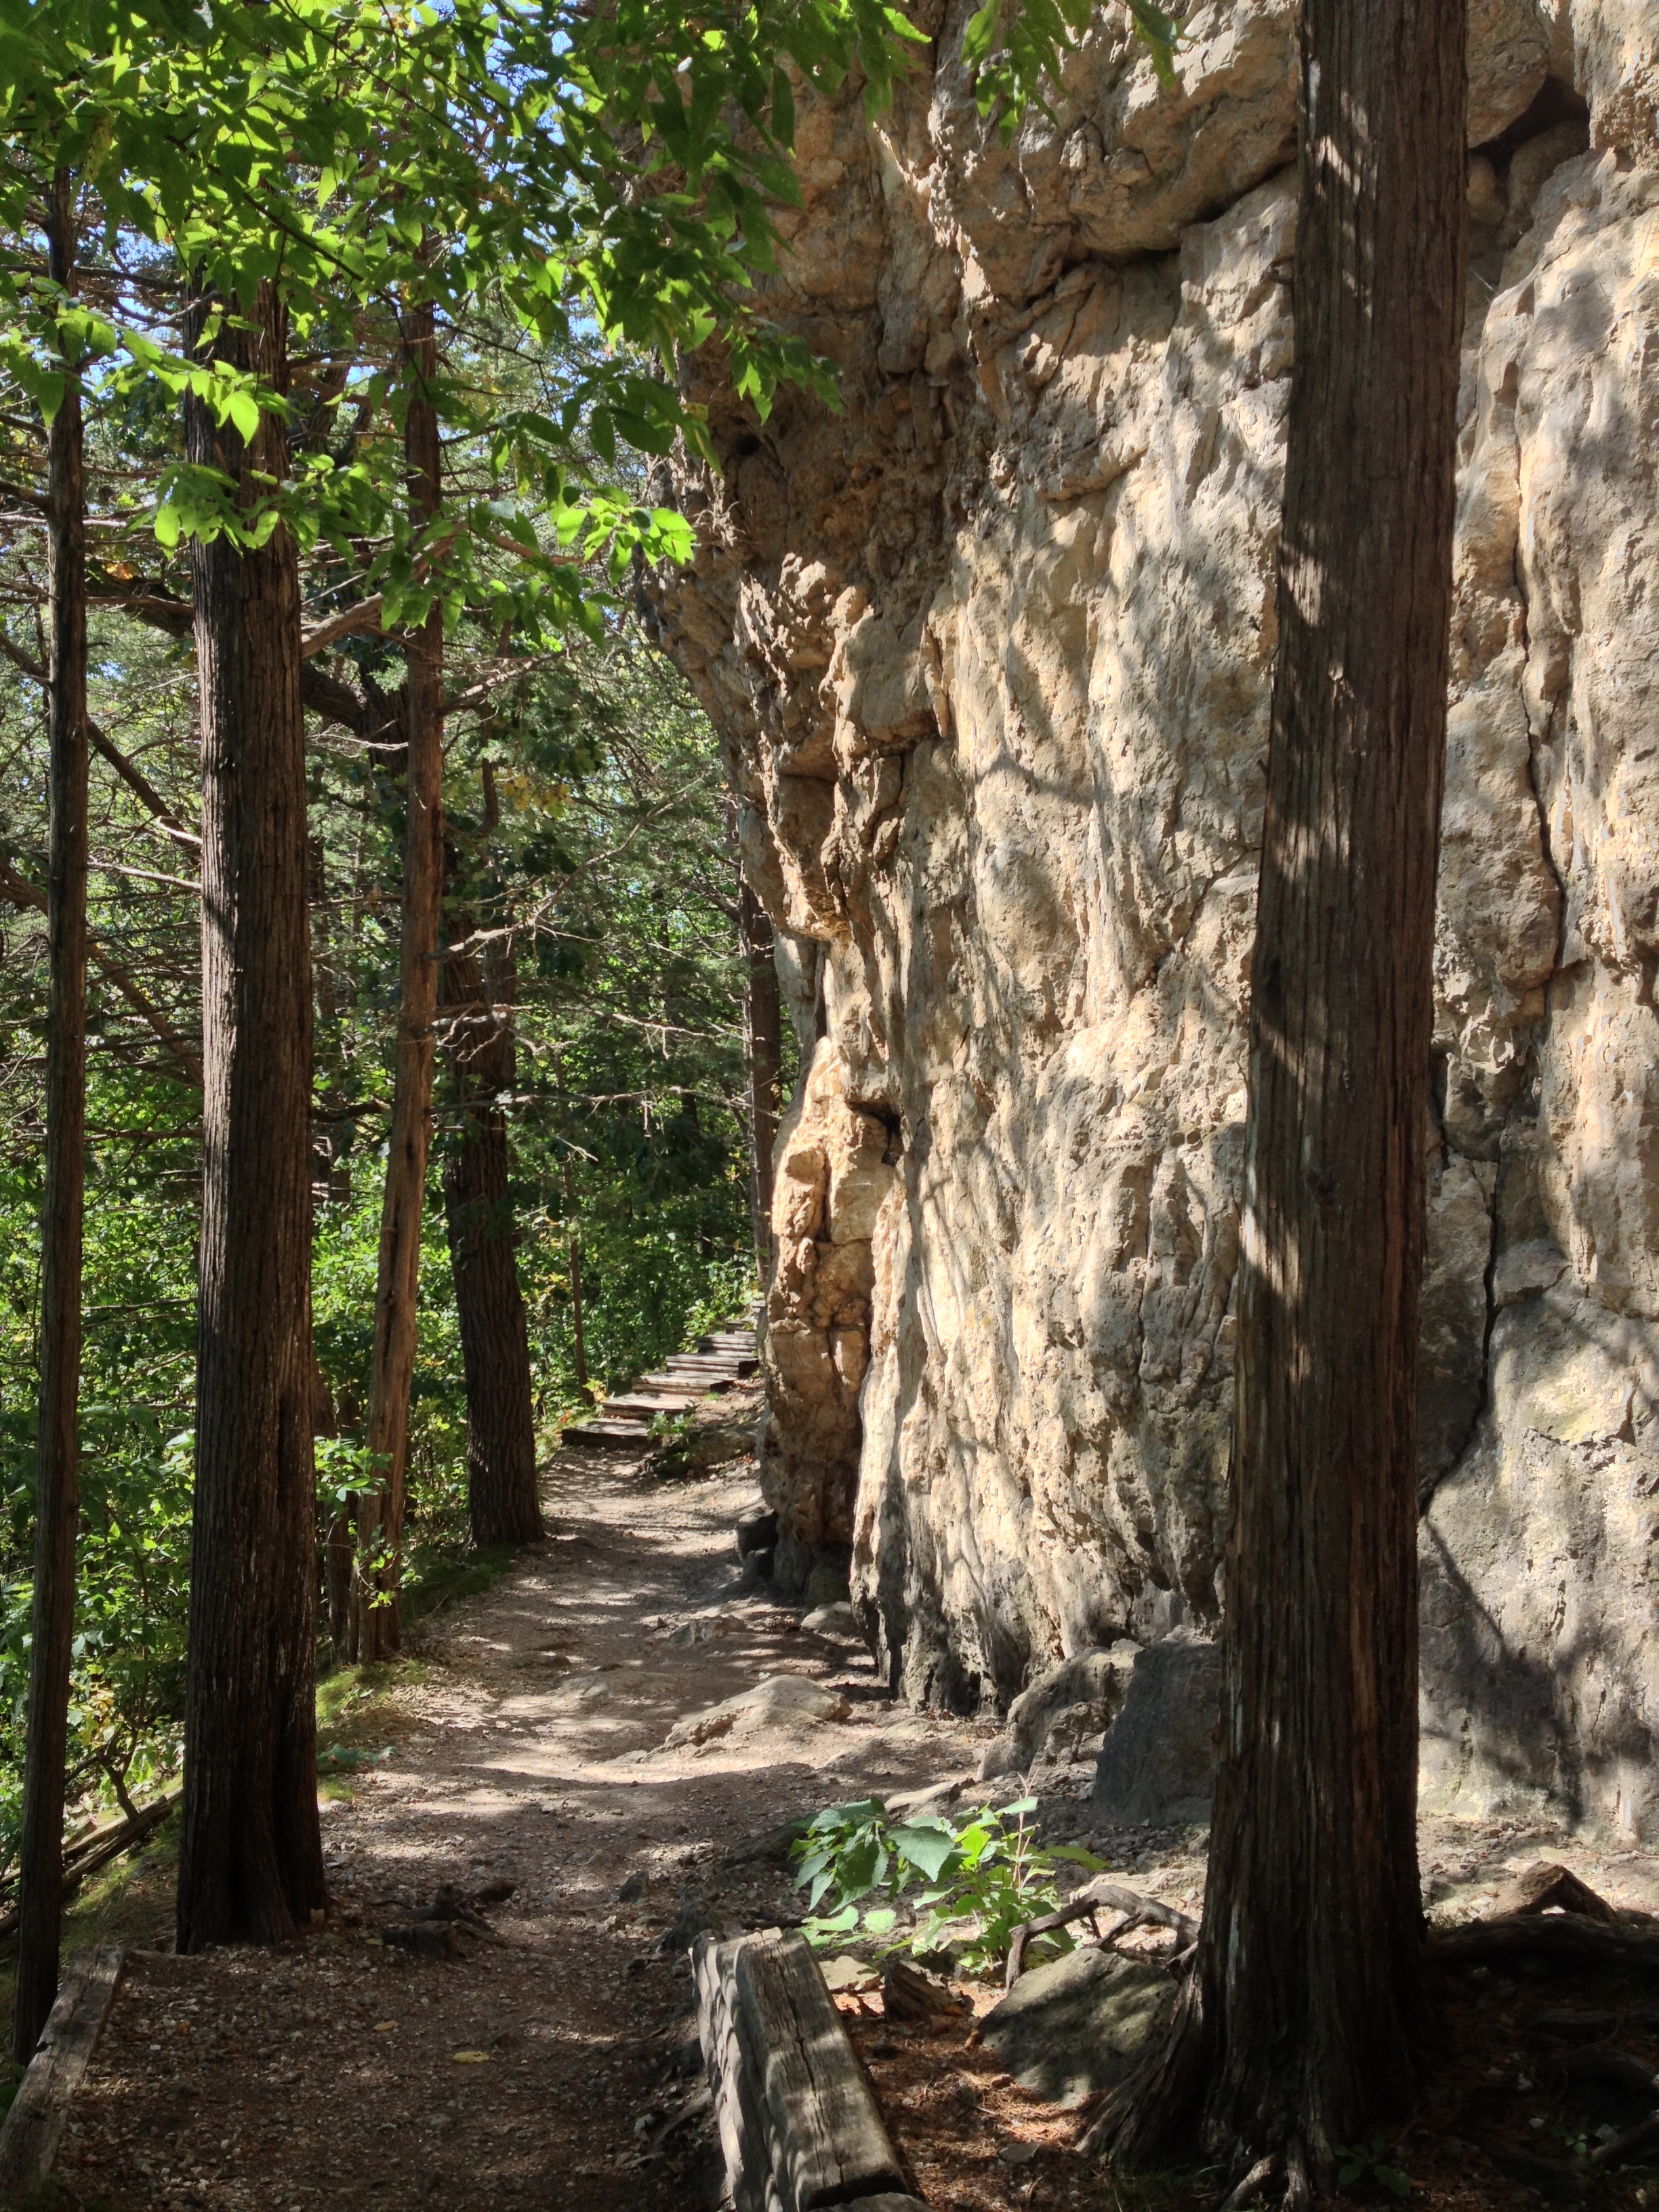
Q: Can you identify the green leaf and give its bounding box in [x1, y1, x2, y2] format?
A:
[770, 64, 795, 147]
[890, 1822, 960, 1882]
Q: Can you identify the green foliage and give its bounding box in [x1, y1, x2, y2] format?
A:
[1332, 2139, 1413, 2200]
[792, 1794, 1103, 1978]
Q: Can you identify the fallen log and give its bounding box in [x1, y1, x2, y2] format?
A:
[0, 1792, 179, 1943]
[695, 1926, 907, 2212]
[0, 1946, 125, 2196]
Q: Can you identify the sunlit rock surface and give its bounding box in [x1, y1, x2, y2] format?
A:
[649, 0, 1659, 1832]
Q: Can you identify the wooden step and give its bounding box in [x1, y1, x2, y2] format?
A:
[640, 1371, 733, 1394]
[668, 1355, 757, 1377]
[562, 1421, 655, 1449]
[602, 1394, 705, 1418]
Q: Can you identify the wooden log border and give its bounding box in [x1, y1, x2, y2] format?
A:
[0, 1944, 125, 2199]
[693, 1927, 926, 2212]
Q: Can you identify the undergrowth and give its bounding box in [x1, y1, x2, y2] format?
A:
[793, 1794, 1103, 1978]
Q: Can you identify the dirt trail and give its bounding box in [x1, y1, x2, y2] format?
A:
[60, 1413, 992, 2212]
[54, 1412, 1659, 2212]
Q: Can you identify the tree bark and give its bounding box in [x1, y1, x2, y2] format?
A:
[1094, 0, 1466, 2177]
[563, 1157, 588, 1394]
[439, 890, 542, 1547]
[13, 169, 89, 2064]
[1197, 0, 1465, 2169]
[176, 276, 326, 1951]
[354, 299, 444, 1662]
[739, 874, 781, 1283]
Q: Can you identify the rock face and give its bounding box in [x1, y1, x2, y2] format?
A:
[651, 1, 1659, 1832]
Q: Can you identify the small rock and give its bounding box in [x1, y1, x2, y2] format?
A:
[735, 1504, 779, 1562]
[617, 1869, 649, 1904]
[169, 2078, 201, 2100]
[720, 1818, 808, 1868]
[653, 1887, 712, 1955]
[977, 1736, 1022, 1782]
[820, 1954, 880, 1994]
[882, 1957, 968, 2023]
[663, 1674, 850, 1750]
[997, 2141, 1038, 2167]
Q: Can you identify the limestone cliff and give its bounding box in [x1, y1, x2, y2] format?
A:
[649, 0, 1659, 1834]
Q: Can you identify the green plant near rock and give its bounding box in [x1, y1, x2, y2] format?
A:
[1332, 2137, 1412, 2200]
[791, 1793, 1103, 1979]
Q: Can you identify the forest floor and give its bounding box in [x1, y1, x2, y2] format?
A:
[42, 1395, 1659, 2212]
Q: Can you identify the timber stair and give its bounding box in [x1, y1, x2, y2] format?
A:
[562, 1315, 760, 1451]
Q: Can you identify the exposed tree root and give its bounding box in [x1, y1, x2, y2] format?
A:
[1076, 1967, 1208, 2164]
[1283, 2135, 1311, 2211]
[1216, 2152, 1277, 2209]
[1433, 1909, 1659, 1973]
[1454, 2128, 1586, 2203]
[1590, 2109, 1659, 2170]
[1005, 1878, 1200, 1988]
[1069, 1864, 1645, 2205]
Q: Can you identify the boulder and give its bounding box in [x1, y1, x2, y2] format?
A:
[1007, 1643, 1141, 1768]
[802, 1599, 861, 1639]
[981, 1947, 1176, 2108]
[735, 1502, 779, 1561]
[663, 1673, 851, 1750]
[1092, 1630, 1221, 1826]
[805, 1557, 853, 1608]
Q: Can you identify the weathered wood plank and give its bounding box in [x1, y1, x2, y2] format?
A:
[695, 1933, 785, 2212]
[732, 1929, 905, 2211]
[0, 1944, 125, 2196]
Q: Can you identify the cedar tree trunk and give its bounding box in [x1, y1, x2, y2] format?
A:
[177, 279, 326, 1950]
[739, 874, 781, 1282]
[354, 302, 444, 1660]
[1099, 0, 1465, 2182]
[440, 903, 541, 1546]
[562, 1156, 588, 1393]
[13, 171, 89, 2061]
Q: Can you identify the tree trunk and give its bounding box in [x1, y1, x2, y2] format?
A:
[1099, 0, 1465, 2180]
[176, 277, 326, 1952]
[440, 898, 541, 1547]
[354, 300, 444, 1662]
[562, 1158, 588, 1394]
[739, 874, 781, 1283]
[13, 169, 89, 2063]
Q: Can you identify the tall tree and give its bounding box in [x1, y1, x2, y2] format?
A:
[354, 298, 446, 1660]
[1095, 0, 1465, 2184]
[440, 804, 542, 1547]
[12, 167, 89, 2062]
[176, 279, 327, 1949]
[563, 1156, 589, 1396]
[738, 873, 781, 1283]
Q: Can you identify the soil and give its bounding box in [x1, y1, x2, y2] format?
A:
[45, 1398, 1659, 2212]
